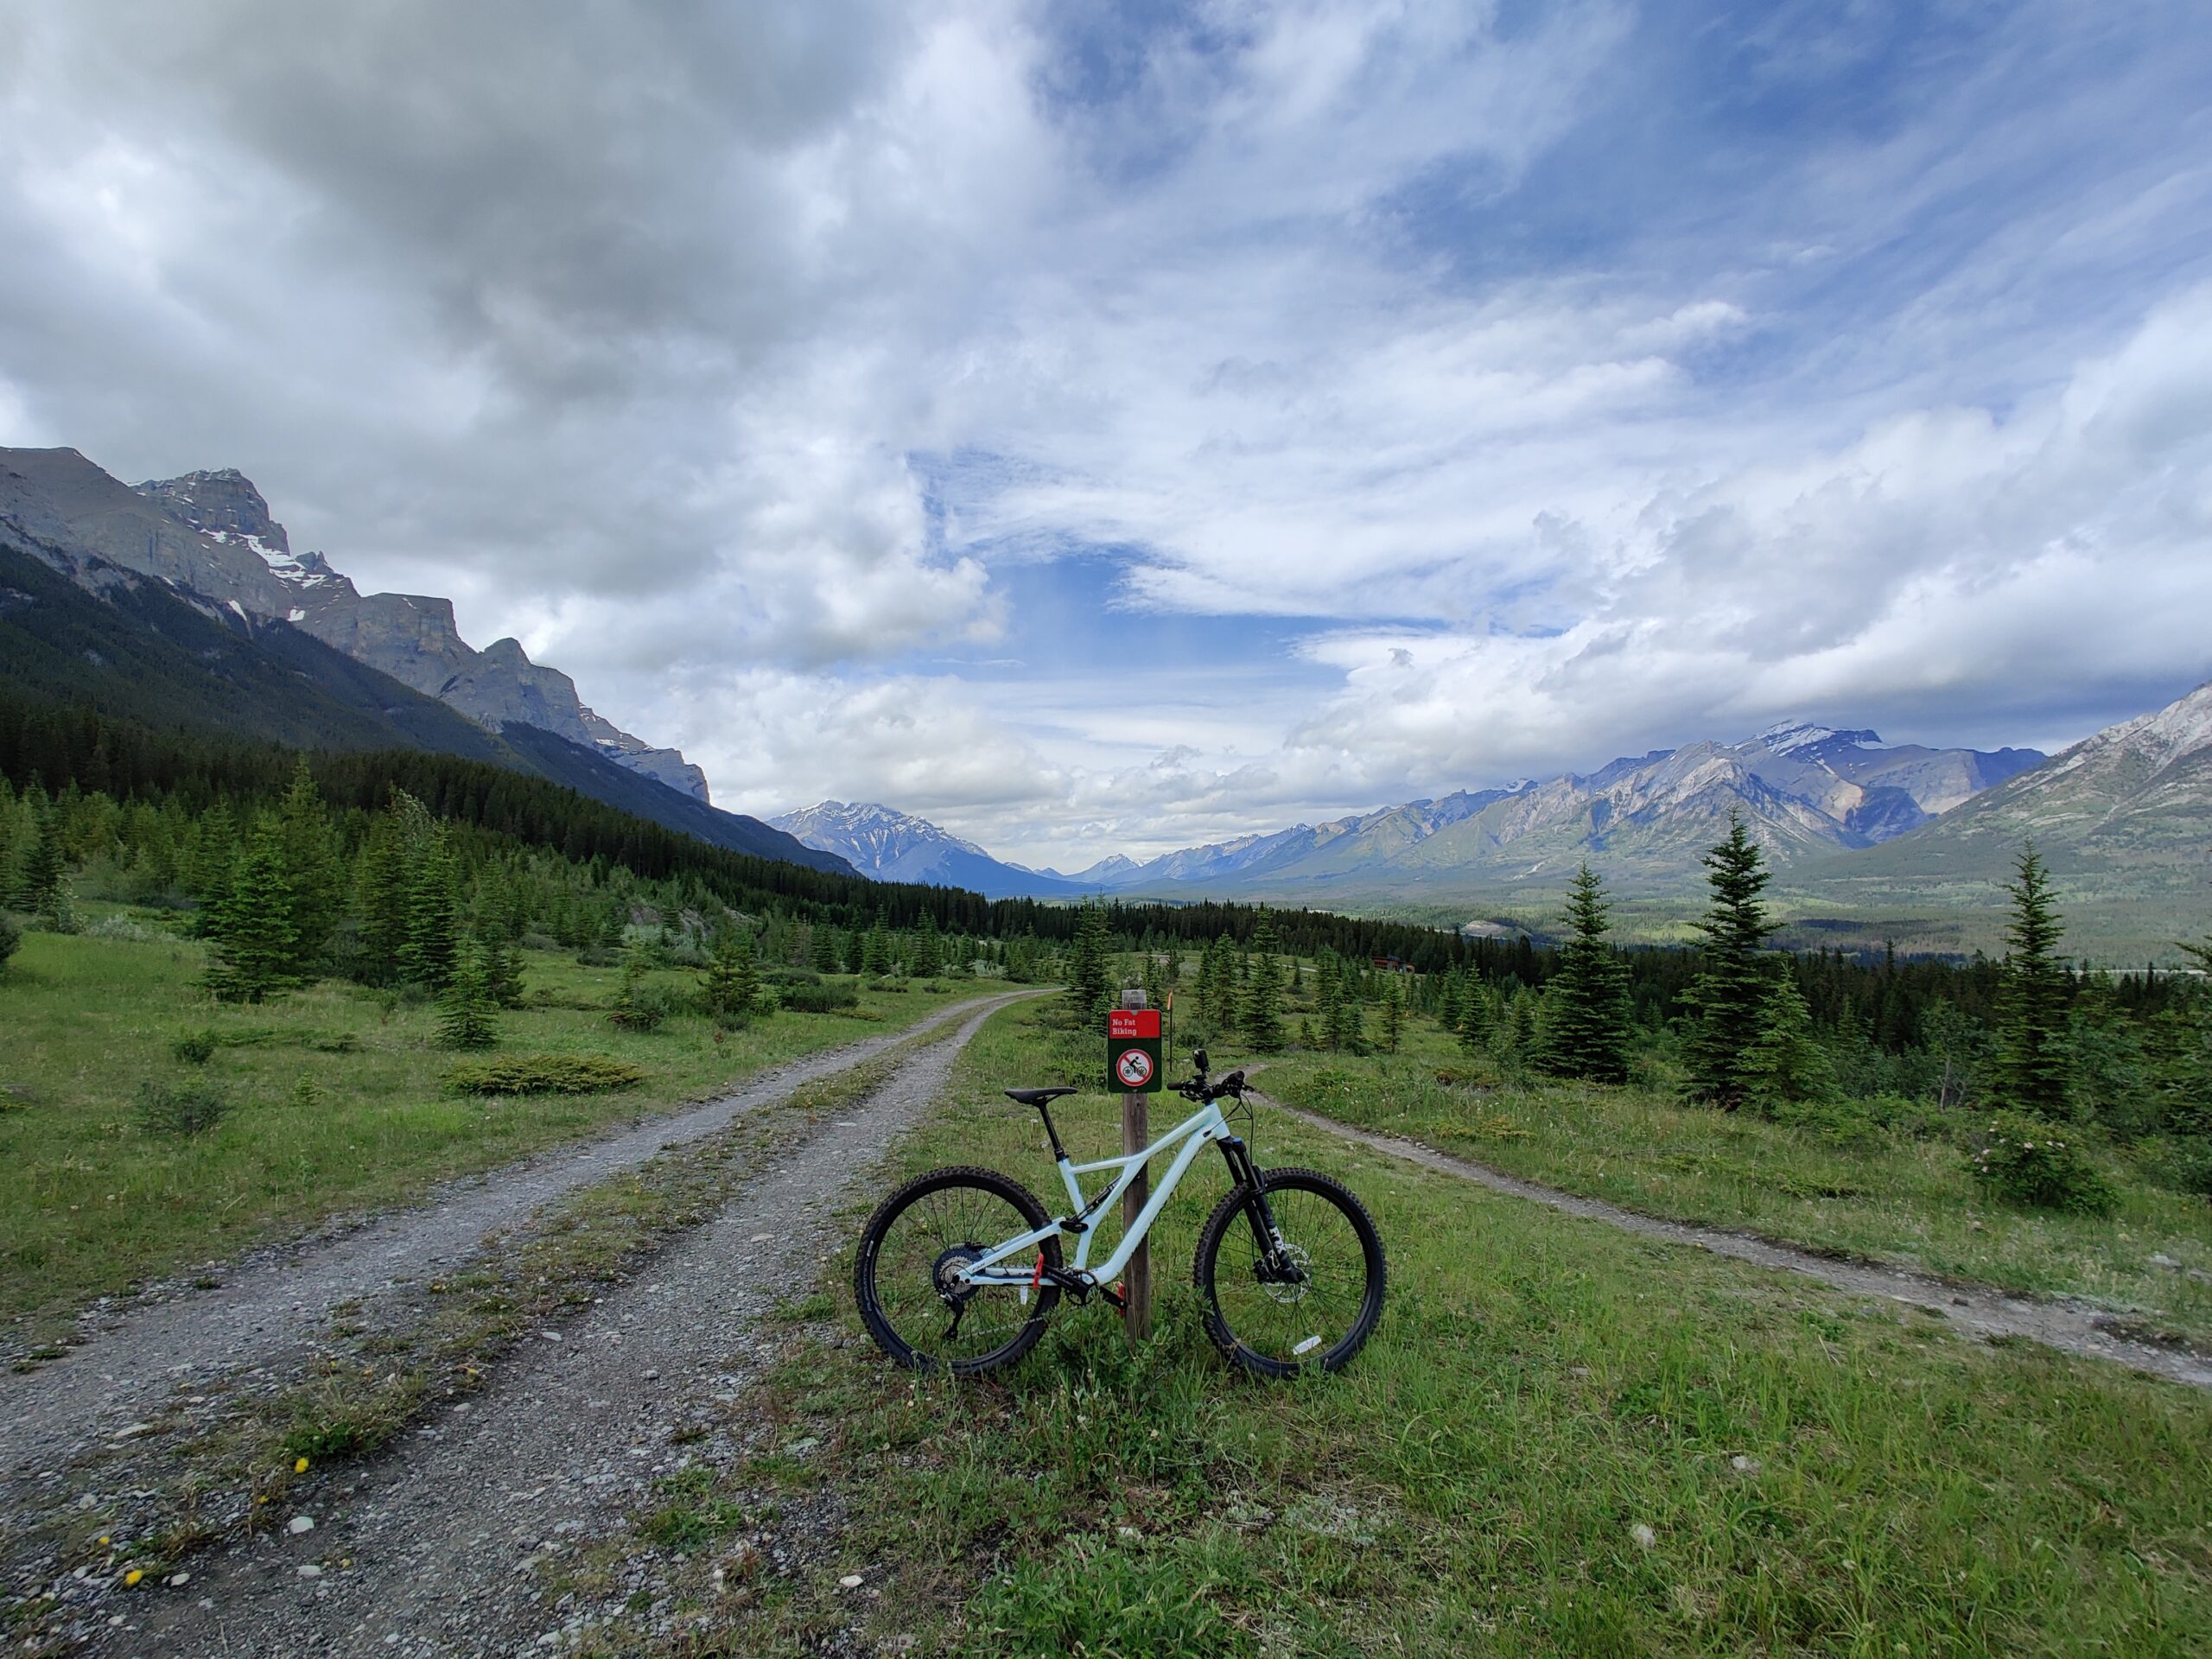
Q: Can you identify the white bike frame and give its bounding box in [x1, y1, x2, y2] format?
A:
[955, 1098, 1239, 1291]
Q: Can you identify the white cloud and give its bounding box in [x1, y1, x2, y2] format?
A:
[1, 0, 2207, 864]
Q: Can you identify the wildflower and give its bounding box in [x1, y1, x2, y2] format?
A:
[124, 1568, 143, 1586]
[1630, 1523, 1657, 1549]
[295, 1456, 310, 1473]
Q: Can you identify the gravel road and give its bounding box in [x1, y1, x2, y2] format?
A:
[1270, 1092, 2212, 1392]
[2, 994, 1019, 1488]
[57, 991, 1028, 1656]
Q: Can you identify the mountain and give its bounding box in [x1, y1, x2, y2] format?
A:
[1789, 678, 2212, 952]
[0, 448, 847, 875]
[1073, 726, 2044, 906]
[129, 466, 711, 800]
[770, 802, 1090, 899]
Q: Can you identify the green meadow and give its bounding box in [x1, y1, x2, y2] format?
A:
[0, 918, 971, 1341]
[573, 998, 2212, 1657]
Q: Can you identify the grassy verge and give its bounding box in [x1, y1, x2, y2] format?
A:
[1255, 1032, 2212, 1346]
[0, 918, 995, 1341]
[564, 1000, 2212, 1656]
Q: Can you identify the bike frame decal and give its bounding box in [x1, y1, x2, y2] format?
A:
[959, 1101, 1235, 1287]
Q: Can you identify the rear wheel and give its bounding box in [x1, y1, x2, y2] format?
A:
[854, 1165, 1060, 1374]
[1193, 1167, 1385, 1378]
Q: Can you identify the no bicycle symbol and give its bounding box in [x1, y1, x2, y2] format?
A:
[1115, 1046, 1155, 1089]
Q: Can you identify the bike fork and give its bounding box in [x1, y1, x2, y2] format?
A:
[1218, 1136, 1298, 1277]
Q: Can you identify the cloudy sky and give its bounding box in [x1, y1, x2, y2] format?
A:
[3, 2, 2209, 865]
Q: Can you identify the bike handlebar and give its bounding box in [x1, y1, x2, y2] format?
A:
[1175, 1068, 1247, 1104]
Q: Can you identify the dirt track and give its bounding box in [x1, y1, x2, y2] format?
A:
[1268, 1091, 2212, 1392]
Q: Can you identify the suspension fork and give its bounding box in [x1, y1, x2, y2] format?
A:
[1217, 1135, 1297, 1276]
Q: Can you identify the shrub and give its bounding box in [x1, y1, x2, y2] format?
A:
[610, 948, 671, 1032]
[780, 980, 859, 1014]
[138, 1078, 232, 1135]
[446, 1055, 649, 1096]
[1967, 1113, 2117, 1215]
[0, 912, 17, 972]
[171, 1029, 219, 1065]
[2149, 1135, 2212, 1200]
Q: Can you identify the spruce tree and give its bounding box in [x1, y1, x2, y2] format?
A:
[1683, 814, 1778, 1109]
[1536, 863, 1632, 1084]
[1994, 844, 2074, 1118]
[1241, 912, 1287, 1051]
[436, 941, 501, 1050]
[205, 823, 299, 1004]
[12, 799, 62, 917]
[482, 934, 527, 1008]
[1459, 977, 1494, 1056]
[912, 911, 942, 977]
[813, 925, 843, 975]
[702, 927, 764, 1025]
[402, 824, 463, 991]
[275, 758, 342, 977]
[862, 918, 894, 978]
[1381, 976, 1405, 1052]
[1065, 899, 1113, 1022]
[1740, 967, 1837, 1116]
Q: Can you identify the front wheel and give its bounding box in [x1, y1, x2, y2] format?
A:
[1193, 1167, 1386, 1379]
[854, 1165, 1061, 1375]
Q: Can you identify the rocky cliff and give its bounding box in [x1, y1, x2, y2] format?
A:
[129, 466, 709, 800]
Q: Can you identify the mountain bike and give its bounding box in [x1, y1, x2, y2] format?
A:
[853, 1051, 1386, 1378]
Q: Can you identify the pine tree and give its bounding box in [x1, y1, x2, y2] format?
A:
[813, 925, 842, 975]
[1314, 952, 1343, 1049]
[1536, 863, 1632, 1084]
[1380, 976, 1405, 1052]
[1241, 912, 1287, 1051]
[1200, 933, 1238, 1031]
[1683, 814, 1778, 1109]
[402, 824, 463, 991]
[436, 941, 501, 1050]
[275, 758, 342, 976]
[205, 823, 299, 1004]
[702, 927, 764, 1025]
[1995, 844, 2074, 1118]
[1065, 899, 1113, 1023]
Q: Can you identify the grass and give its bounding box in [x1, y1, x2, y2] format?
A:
[1254, 1017, 2212, 1346]
[569, 1000, 2212, 1656]
[0, 915, 993, 1343]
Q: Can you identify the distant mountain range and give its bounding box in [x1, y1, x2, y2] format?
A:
[0, 446, 847, 874]
[770, 801, 1090, 899]
[779, 689, 2209, 957]
[1789, 678, 2212, 953]
[1041, 722, 2045, 904]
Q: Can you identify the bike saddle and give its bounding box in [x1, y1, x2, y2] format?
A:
[1004, 1086, 1078, 1107]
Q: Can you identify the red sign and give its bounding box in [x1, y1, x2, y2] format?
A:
[1115, 1047, 1156, 1088]
[1108, 1008, 1161, 1039]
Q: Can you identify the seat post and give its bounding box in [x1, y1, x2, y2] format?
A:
[1037, 1102, 1070, 1162]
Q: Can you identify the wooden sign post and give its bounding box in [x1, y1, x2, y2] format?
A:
[1108, 991, 1160, 1343]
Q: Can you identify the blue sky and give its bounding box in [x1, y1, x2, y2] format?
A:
[2, 2, 2209, 863]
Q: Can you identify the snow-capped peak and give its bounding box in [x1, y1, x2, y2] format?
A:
[1757, 721, 1884, 755]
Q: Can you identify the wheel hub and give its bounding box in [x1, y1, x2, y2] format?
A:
[931, 1243, 984, 1307]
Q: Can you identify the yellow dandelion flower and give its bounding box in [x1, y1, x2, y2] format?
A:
[124, 1568, 143, 1586]
[295, 1456, 310, 1473]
